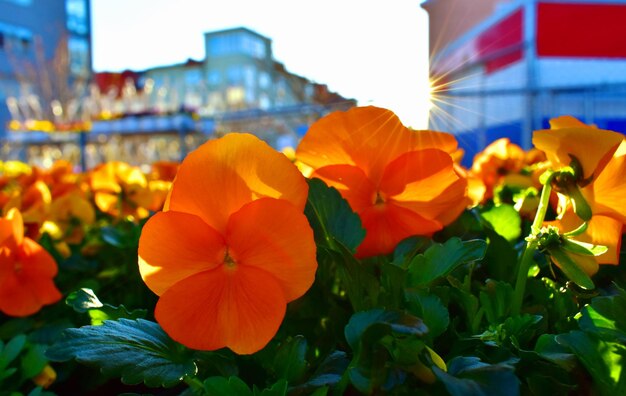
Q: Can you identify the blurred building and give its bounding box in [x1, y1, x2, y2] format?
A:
[423, 0, 626, 165]
[94, 27, 355, 149]
[0, 0, 92, 134]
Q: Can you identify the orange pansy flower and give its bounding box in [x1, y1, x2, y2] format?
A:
[470, 138, 527, 201]
[533, 116, 623, 181]
[296, 106, 468, 258]
[138, 133, 316, 354]
[88, 161, 152, 220]
[0, 208, 61, 317]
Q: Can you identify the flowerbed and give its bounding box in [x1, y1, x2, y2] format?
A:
[0, 106, 625, 395]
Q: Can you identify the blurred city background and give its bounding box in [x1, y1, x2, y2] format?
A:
[1, 0, 626, 169]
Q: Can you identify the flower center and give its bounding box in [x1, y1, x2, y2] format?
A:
[14, 261, 22, 274]
[373, 191, 385, 205]
[223, 248, 237, 269]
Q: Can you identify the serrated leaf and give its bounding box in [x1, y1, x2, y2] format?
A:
[481, 204, 521, 242]
[303, 178, 365, 253]
[257, 379, 288, 396]
[433, 356, 520, 396]
[407, 238, 486, 286]
[45, 319, 197, 388]
[66, 288, 147, 325]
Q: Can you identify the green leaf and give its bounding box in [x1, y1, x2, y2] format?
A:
[204, 376, 253, 396]
[273, 336, 308, 383]
[45, 319, 197, 388]
[344, 309, 428, 350]
[480, 204, 522, 242]
[548, 248, 595, 290]
[405, 291, 449, 339]
[433, 357, 520, 396]
[0, 335, 26, 371]
[562, 238, 608, 257]
[256, 379, 288, 396]
[304, 178, 365, 253]
[557, 331, 626, 396]
[20, 344, 48, 380]
[290, 351, 348, 394]
[407, 238, 487, 286]
[65, 288, 146, 326]
[534, 334, 577, 371]
[579, 285, 626, 343]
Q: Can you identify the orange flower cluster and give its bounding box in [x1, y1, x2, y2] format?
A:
[296, 106, 470, 258]
[0, 158, 179, 316]
[138, 134, 317, 354]
[470, 137, 546, 204]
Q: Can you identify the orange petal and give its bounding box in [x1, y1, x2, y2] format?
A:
[297, 106, 458, 185]
[226, 198, 316, 302]
[312, 165, 377, 213]
[0, 273, 43, 317]
[549, 115, 590, 129]
[584, 139, 626, 224]
[380, 149, 458, 199]
[138, 211, 225, 295]
[169, 133, 308, 234]
[94, 192, 120, 215]
[356, 202, 442, 258]
[380, 149, 468, 224]
[155, 265, 286, 354]
[4, 208, 24, 246]
[296, 107, 402, 184]
[19, 238, 58, 278]
[532, 122, 623, 180]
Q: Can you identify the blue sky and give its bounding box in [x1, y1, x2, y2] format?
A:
[90, 0, 431, 128]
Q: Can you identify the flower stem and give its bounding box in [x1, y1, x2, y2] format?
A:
[511, 176, 554, 316]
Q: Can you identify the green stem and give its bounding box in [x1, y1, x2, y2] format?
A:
[511, 177, 554, 316]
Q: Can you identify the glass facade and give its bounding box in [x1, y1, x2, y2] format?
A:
[66, 0, 89, 35]
[207, 31, 266, 59]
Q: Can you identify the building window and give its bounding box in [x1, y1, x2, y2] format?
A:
[259, 71, 270, 89]
[66, 0, 89, 35]
[1, 0, 33, 5]
[0, 22, 32, 54]
[185, 69, 201, 86]
[68, 36, 89, 76]
[207, 31, 266, 58]
[226, 66, 243, 85]
[207, 70, 221, 86]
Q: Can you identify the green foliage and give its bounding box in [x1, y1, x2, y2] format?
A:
[480, 204, 522, 242]
[433, 357, 520, 396]
[45, 319, 198, 388]
[304, 178, 365, 253]
[65, 288, 146, 325]
[407, 238, 487, 286]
